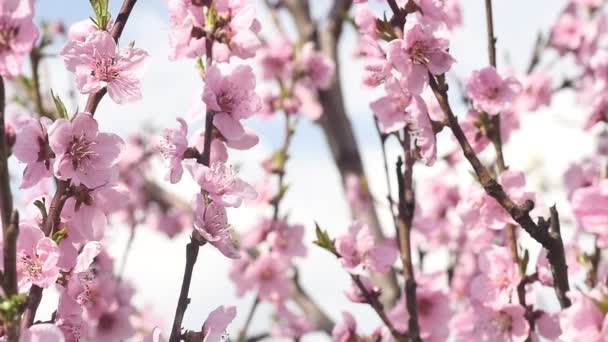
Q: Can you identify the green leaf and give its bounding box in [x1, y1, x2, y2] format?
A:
[89, 0, 111, 30]
[270, 184, 289, 206]
[51, 227, 68, 245]
[313, 222, 338, 256]
[0, 294, 28, 322]
[50, 90, 68, 120]
[519, 249, 529, 275]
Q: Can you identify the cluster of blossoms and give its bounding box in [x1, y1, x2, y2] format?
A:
[0, 0, 607, 341]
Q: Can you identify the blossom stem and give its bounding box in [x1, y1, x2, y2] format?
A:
[236, 296, 260, 342]
[395, 141, 421, 342]
[428, 74, 571, 308]
[21, 180, 71, 331]
[169, 236, 205, 342]
[170, 46, 215, 339]
[351, 275, 407, 341]
[85, 0, 139, 115]
[29, 48, 50, 119]
[483, 0, 521, 278]
[374, 119, 399, 234]
[0, 76, 20, 340]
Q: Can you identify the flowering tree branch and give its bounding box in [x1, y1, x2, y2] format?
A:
[282, 0, 400, 306]
[428, 74, 571, 308]
[395, 147, 421, 342]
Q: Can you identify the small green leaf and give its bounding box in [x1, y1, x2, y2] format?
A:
[313, 222, 338, 256]
[89, 0, 111, 30]
[51, 227, 68, 245]
[270, 184, 289, 206]
[50, 90, 68, 120]
[519, 249, 529, 275]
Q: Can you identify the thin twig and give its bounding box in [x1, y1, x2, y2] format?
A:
[428, 75, 571, 308]
[395, 143, 421, 342]
[236, 297, 260, 342]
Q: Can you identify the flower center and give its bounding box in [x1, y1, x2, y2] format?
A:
[493, 312, 513, 334]
[97, 313, 115, 332]
[0, 17, 18, 53]
[218, 91, 236, 113]
[68, 134, 97, 171]
[260, 268, 275, 281]
[20, 255, 42, 280]
[92, 56, 120, 82]
[409, 42, 430, 65]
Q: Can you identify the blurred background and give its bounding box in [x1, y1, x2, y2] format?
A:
[15, 0, 596, 340]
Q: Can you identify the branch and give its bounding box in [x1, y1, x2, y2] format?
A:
[169, 235, 206, 342]
[395, 147, 420, 342]
[236, 297, 260, 342]
[85, 0, 139, 115]
[428, 75, 571, 308]
[351, 275, 407, 341]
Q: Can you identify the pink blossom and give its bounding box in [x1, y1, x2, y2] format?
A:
[203, 65, 261, 141]
[359, 36, 391, 87]
[355, 6, 377, 37]
[244, 254, 291, 302]
[202, 306, 237, 342]
[20, 324, 65, 342]
[452, 303, 529, 342]
[387, 18, 455, 94]
[461, 171, 535, 230]
[229, 255, 252, 297]
[55, 290, 84, 342]
[0, 0, 39, 78]
[61, 182, 129, 243]
[345, 276, 381, 303]
[67, 19, 98, 42]
[469, 245, 521, 307]
[48, 112, 125, 189]
[212, 1, 261, 61]
[299, 42, 335, 90]
[332, 312, 357, 342]
[559, 291, 608, 341]
[12, 117, 54, 189]
[159, 118, 188, 184]
[346, 175, 372, 214]
[515, 72, 553, 112]
[166, 0, 206, 60]
[187, 161, 257, 208]
[91, 307, 136, 342]
[550, 12, 586, 53]
[16, 223, 60, 291]
[193, 193, 240, 259]
[191, 128, 229, 164]
[564, 158, 602, 199]
[466, 67, 522, 115]
[389, 274, 451, 341]
[370, 76, 413, 133]
[571, 180, 608, 243]
[259, 36, 294, 80]
[61, 31, 149, 104]
[271, 305, 315, 341]
[335, 221, 398, 275]
[267, 222, 307, 259]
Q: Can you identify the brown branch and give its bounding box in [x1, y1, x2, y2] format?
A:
[482, 0, 521, 270]
[236, 297, 260, 342]
[283, 0, 400, 305]
[290, 277, 334, 335]
[85, 0, 139, 115]
[351, 275, 407, 341]
[0, 76, 20, 341]
[21, 180, 71, 331]
[428, 75, 571, 308]
[395, 146, 420, 342]
[169, 234, 206, 342]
